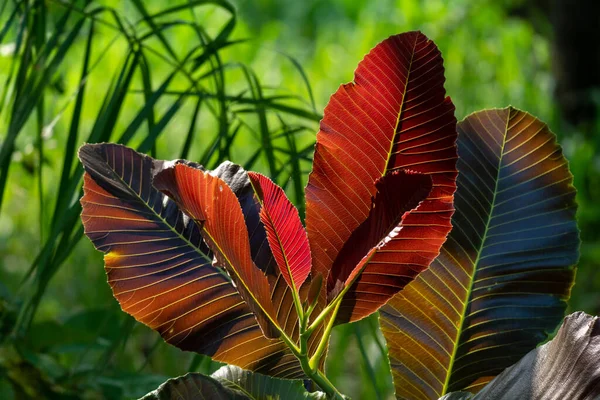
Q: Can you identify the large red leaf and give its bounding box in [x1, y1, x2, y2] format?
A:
[248, 172, 311, 292]
[305, 31, 457, 319]
[153, 164, 279, 338]
[79, 144, 302, 377]
[328, 171, 432, 291]
[328, 171, 435, 323]
[190, 162, 322, 365]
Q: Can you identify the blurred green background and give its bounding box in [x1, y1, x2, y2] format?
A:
[1, 0, 599, 399]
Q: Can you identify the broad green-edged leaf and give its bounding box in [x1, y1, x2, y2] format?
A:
[153, 163, 280, 338]
[79, 144, 303, 378]
[140, 372, 246, 400]
[141, 365, 326, 400]
[305, 31, 457, 321]
[248, 172, 311, 292]
[380, 107, 579, 399]
[440, 312, 600, 400]
[212, 365, 326, 399]
[327, 171, 433, 323]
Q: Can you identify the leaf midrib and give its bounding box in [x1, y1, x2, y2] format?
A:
[441, 110, 511, 395]
[382, 34, 418, 177]
[89, 155, 222, 276]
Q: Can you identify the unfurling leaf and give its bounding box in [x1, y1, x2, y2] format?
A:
[248, 172, 311, 292]
[79, 144, 303, 378]
[440, 312, 600, 400]
[380, 107, 579, 399]
[328, 171, 434, 323]
[141, 365, 326, 400]
[153, 163, 280, 338]
[306, 30, 457, 322]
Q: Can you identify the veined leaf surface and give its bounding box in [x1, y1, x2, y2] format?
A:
[142, 365, 326, 400]
[440, 312, 600, 400]
[248, 172, 311, 292]
[327, 171, 433, 323]
[153, 163, 279, 338]
[305, 31, 457, 321]
[79, 144, 303, 378]
[380, 108, 579, 399]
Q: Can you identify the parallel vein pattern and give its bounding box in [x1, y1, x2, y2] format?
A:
[328, 171, 434, 323]
[305, 31, 457, 321]
[153, 164, 279, 339]
[380, 108, 579, 399]
[248, 172, 311, 292]
[79, 144, 303, 378]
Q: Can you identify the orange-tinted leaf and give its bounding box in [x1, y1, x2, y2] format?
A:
[153, 164, 279, 338]
[380, 108, 579, 399]
[213, 166, 322, 365]
[79, 144, 302, 378]
[305, 31, 457, 297]
[248, 172, 311, 292]
[211, 162, 277, 277]
[329, 170, 434, 323]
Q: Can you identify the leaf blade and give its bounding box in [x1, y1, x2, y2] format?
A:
[380, 107, 579, 399]
[248, 172, 311, 292]
[79, 144, 301, 378]
[305, 31, 457, 313]
[469, 312, 600, 400]
[141, 365, 327, 400]
[153, 163, 280, 338]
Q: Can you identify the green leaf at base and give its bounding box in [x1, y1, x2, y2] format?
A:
[140, 365, 326, 400]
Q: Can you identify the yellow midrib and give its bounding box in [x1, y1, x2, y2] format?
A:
[441, 110, 511, 396]
[382, 34, 419, 177]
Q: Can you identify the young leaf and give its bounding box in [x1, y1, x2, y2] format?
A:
[153, 163, 280, 338]
[380, 108, 579, 399]
[141, 365, 327, 400]
[440, 312, 600, 400]
[305, 31, 457, 306]
[79, 144, 301, 378]
[328, 170, 434, 323]
[248, 172, 311, 292]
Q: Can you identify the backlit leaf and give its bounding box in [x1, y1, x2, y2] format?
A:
[305, 31, 457, 320]
[153, 163, 280, 338]
[328, 171, 434, 324]
[140, 372, 246, 400]
[248, 172, 311, 292]
[380, 107, 579, 399]
[79, 144, 303, 378]
[441, 312, 600, 400]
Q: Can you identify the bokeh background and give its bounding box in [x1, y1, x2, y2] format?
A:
[1, 0, 599, 399]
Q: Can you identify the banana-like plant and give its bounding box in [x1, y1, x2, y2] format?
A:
[79, 31, 598, 399]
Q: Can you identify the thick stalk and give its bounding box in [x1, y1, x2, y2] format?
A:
[297, 336, 345, 400]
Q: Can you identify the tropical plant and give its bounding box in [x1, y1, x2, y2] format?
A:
[78, 30, 598, 399]
[0, 1, 319, 398]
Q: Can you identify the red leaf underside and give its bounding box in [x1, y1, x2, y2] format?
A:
[153, 164, 279, 338]
[248, 172, 311, 292]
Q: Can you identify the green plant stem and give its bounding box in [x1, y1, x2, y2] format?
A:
[308, 300, 341, 370]
[287, 287, 347, 398]
[297, 332, 344, 399]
